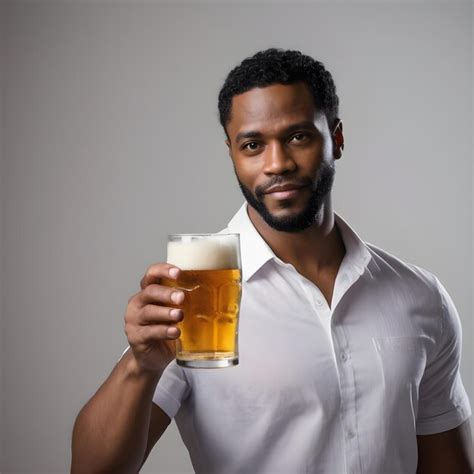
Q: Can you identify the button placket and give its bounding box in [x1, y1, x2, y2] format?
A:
[331, 324, 361, 474]
[346, 428, 355, 439]
[298, 278, 328, 315]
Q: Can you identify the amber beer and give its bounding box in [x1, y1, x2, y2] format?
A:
[161, 233, 242, 368]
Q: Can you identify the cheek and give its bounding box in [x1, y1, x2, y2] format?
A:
[295, 147, 324, 173]
[233, 157, 261, 183]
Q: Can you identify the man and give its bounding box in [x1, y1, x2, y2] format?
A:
[71, 48, 473, 473]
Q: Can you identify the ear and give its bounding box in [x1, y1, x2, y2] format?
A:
[332, 119, 344, 160]
[225, 139, 232, 158]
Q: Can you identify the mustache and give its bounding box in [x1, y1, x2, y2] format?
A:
[256, 176, 313, 197]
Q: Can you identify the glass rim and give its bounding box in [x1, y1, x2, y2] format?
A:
[167, 232, 240, 238]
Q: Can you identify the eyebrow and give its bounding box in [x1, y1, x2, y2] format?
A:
[235, 120, 318, 143]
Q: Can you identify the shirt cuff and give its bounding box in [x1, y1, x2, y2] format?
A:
[152, 385, 183, 419]
[416, 401, 472, 435]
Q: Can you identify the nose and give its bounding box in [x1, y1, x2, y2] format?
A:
[262, 141, 297, 175]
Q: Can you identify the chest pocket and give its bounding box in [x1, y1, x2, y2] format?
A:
[372, 336, 428, 408]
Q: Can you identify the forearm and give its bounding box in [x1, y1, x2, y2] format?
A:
[416, 421, 474, 474]
[71, 350, 162, 473]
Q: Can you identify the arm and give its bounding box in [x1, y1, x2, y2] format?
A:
[71, 263, 185, 473]
[71, 350, 170, 473]
[416, 419, 473, 474]
[139, 401, 173, 470]
[415, 278, 472, 473]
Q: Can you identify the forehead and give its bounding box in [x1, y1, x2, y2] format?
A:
[227, 82, 320, 137]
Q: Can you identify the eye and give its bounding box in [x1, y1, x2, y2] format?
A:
[290, 133, 309, 143]
[242, 141, 261, 152]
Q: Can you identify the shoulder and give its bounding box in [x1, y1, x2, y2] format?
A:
[364, 243, 463, 345]
[365, 242, 442, 301]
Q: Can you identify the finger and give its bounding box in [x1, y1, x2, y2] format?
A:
[139, 284, 185, 306]
[139, 304, 184, 325]
[140, 263, 181, 290]
[127, 291, 141, 308]
[139, 323, 181, 343]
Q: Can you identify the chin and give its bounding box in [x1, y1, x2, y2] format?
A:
[267, 206, 302, 219]
[265, 197, 307, 214]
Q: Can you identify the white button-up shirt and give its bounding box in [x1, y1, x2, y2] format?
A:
[151, 202, 471, 474]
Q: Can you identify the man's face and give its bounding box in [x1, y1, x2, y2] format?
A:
[225, 82, 341, 233]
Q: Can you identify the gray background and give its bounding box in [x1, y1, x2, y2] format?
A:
[1, 1, 472, 473]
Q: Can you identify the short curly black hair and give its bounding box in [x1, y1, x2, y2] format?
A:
[218, 48, 339, 136]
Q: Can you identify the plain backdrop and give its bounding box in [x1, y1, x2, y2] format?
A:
[1, 1, 472, 473]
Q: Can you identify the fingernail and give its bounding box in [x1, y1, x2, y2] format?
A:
[170, 309, 183, 320]
[167, 327, 178, 337]
[172, 291, 184, 304]
[169, 267, 179, 279]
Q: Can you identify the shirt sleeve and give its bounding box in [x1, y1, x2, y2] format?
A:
[415, 278, 472, 435]
[152, 360, 191, 419]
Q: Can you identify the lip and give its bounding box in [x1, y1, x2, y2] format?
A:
[264, 184, 308, 200]
[264, 183, 306, 194]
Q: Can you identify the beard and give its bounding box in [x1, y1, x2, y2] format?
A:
[235, 160, 335, 233]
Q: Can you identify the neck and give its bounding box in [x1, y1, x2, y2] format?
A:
[246, 195, 345, 273]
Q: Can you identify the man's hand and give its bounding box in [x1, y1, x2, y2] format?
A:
[124, 263, 184, 374]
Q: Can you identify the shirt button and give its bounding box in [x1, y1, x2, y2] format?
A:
[315, 298, 323, 306]
[347, 428, 355, 439]
[341, 352, 348, 362]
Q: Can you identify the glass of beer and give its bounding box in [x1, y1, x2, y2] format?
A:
[161, 233, 242, 368]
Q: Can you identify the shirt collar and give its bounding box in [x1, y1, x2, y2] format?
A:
[226, 202, 372, 282]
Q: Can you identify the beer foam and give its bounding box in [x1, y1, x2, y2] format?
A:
[167, 235, 240, 270]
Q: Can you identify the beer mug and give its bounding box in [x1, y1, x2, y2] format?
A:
[161, 233, 242, 368]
